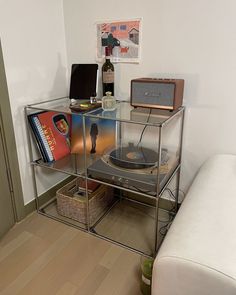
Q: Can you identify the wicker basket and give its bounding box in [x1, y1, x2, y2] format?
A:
[56, 178, 114, 225]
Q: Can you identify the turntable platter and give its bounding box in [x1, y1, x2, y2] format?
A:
[109, 146, 158, 169]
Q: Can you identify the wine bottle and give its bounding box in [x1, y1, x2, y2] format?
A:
[102, 46, 114, 96]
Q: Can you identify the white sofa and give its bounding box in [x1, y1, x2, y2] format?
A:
[152, 154, 236, 295]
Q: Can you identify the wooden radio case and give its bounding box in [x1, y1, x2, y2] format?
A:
[130, 78, 184, 110]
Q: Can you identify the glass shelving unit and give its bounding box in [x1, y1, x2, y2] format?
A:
[25, 97, 184, 257]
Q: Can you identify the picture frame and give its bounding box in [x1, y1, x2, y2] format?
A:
[96, 18, 142, 63]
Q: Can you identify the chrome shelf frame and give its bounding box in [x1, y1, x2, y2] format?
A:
[25, 97, 185, 257]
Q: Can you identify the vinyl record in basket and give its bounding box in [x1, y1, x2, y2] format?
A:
[109, 146, 158, 169]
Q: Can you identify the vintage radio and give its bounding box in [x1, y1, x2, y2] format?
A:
[130, 78, 184, 110]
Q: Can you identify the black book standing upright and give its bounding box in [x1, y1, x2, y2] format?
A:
[69, 64, 98, 100]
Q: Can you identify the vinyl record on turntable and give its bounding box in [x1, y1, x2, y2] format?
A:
[109, 145, 158, 169]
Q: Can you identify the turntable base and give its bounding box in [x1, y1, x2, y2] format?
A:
[88, 145, 173, 193]
[87, 157, 165, 193]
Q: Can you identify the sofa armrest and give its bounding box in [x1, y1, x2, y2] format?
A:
[152, 154, 236, 295]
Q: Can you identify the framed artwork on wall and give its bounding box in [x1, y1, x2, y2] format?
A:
[96, 18, 142, 63]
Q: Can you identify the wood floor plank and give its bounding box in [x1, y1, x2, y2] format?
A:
[0, 213, 35, 247]
[99, 244, 124, 270]
[17, 232, 91, 295]
[56, 282, 78, 295]
[113, 258, 142, 295]
[94, 250, 141, 295]
[17, 231, 111, 295]
[23, 213, 70, 243]
[0, 234, 49, 291]
[1, 228, 77, 295]
[0, 213, 142, 295]
[68, 236, 111, 287]
[74, 264, 109, 295]
[0, 231, 32, 263]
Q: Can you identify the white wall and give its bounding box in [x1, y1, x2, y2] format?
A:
[63, 0, 236, 192]
[1, 0, 236, 204]
[0, 0, 69, 204]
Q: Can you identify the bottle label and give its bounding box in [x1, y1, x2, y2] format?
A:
[103, 70, 114, 83]
[142, 274, 151, 286]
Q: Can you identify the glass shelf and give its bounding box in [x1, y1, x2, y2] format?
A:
[27, 97, 73, 114]
[91, 198, 173, 257]
[27, 98, 183, 127]
[31, 153, 84, 176]
[86, 101, 183, 126]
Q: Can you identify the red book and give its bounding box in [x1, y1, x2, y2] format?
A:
[79, 179, 100, 193]
[28, 111, 71, 162]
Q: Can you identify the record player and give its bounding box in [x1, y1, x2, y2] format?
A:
[87, 143, 172, 194]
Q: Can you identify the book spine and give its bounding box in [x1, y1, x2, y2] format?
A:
[28, 115, 48, 162]
[33, 116, 54, 162]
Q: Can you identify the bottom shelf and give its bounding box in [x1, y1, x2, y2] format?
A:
[91, 198, 172, 257]
[39, 198, 87, 230]
[39, 195, 173, 257]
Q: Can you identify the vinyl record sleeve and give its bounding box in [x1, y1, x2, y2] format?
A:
[28, 111, 71, 162]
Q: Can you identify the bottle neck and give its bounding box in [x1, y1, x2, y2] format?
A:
[105, 46, 112, 61]
[105, 56, 113, 65]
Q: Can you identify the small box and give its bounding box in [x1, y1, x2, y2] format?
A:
[56, 178, 114, 225]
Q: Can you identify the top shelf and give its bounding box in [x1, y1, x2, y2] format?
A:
[27, 97, 184, 127]
[86, 101, 183, 126]
[27, 97, 74, 115]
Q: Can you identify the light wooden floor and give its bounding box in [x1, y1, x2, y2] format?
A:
[0, 213, 142, 295]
